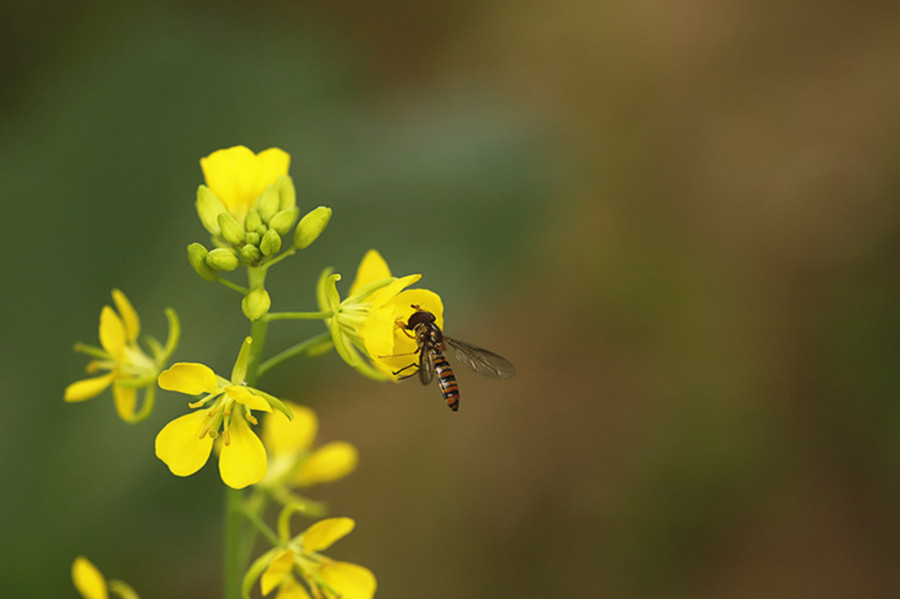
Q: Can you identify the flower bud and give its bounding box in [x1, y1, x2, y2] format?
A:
[268, 207, 299, 236]
[196, 186, 227, 235]
[256, 185, 280, 223]
[293, 206, 332, 249]
[239, 243, 261, 263]
[242, 288, 271, 321]
[275, 175, 296, 211]
[206, 248, 239, 271]
[217, 212, 244, 246]
[260, 229, 282, 257]
[245, 231, 261, 246]
[244, 208, 264, 233]
[187, 243, 217, 281]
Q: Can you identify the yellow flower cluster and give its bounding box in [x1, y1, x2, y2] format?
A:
[64, 145, 464, 599]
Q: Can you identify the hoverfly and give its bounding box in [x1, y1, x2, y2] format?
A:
[393, 305, 515, 411]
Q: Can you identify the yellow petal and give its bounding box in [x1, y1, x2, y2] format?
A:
[366, 274, 421, 308]
[111, 289, 140, 342]
[155, 410, 215, 476]
[99, 305, 127, 360]
[263, 402, 318, 457]
[112, 385, 137, 421]
[225, 385, 272, 413]
[158, 363, 221, 395]
[295, 442, 358, 487]
[363, 289, 443, 378]
[261, 549, 295, 595]
[71, 556, 108, 599]
[219, 415, 267, 489]
[300, 517, 354, 553]
[349, 250, 391, 296]
[64, 373, 115, 402]
[275, 576, 311, 599]
[319, 561, 376, 599]
[256, 148, 291, 195]
[200, 146, 290, 217]
[201, 145, 258, 215]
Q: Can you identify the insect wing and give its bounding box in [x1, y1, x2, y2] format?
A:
[418, 347, 435, 385]
[445, 337, 516, 379]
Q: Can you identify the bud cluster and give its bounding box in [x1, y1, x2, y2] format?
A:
[188, 176, 334, 284]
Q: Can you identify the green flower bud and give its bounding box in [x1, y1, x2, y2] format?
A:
[256, 185, 280, 223]
[260, 229, 282, 257]
[196, 186, 227, 236]
[217, 212, 244, 246]
[242, 288, 271, 322]
[187, 242, 217, 281]
[268, 207, 299, 236]
[244, 208, 264, 233]
[293, 206, 332, 249]
[206, 247, 239, 271]
[245, 231, 261, 246]
[239, 243, 261, 263]
[275, 175, 296, 211]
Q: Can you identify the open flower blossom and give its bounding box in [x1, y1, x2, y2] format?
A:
[199, 145, 292, 222]
[64, 289, 179, 422]
[192, 145, 303, 274]
[155, 337, 292, 489]
[248, 517, 376, 599]
[258, 402, 358, 497]
[317, 249, 442, 380]
[71, 556, 139, 599]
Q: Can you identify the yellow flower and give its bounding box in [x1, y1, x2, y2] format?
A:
[361, 286, 443, 379]
[64, 290, 179, 423]
[200, 145, 291, 220]
[251, 518, 376, 599]
[259, 402, 358, 493]
[155, 337, 291, 489]
[71, 556, 139, 599]
[193, 146, 302, 271]
[318, 249, 440, 381]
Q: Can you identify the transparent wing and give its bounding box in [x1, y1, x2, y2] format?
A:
[419, 349, 435, 385]
[445, 337, 516, 379]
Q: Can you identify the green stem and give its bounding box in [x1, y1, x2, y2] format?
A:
[243, 505, 282, 547]
[216, 276, 250, 295]
[261, 247, 296, 271]
[224, 265, 269, 599]
[264, 310, 332, 322]
[223, 487, 244, 599]
[257, 331, 331, 378]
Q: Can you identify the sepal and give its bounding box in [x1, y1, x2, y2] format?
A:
[256, 184, 280, 223]
[269, 207, 299, 236]
[260, 229, 282, 257]
[293, 206, 332, 249]
[218, 212, 245, 246]
[276, 174, 296, 211]
[196, 185, 227, 235]
[206, 248, 239, 271]
[244, 208, 264, 233]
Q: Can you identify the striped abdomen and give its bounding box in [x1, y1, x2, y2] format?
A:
[432, 350, 460, 411]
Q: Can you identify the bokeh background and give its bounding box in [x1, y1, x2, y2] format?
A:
[2, 1, 900, 597]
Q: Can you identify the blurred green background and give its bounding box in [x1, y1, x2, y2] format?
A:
[3, 1, 900, 597]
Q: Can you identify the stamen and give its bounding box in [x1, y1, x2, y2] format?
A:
[223, 429, 231, 446]
[245, 413, 258, 426]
